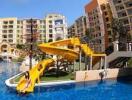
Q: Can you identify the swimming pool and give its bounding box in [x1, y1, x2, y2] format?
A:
[1, 61, 132, 100]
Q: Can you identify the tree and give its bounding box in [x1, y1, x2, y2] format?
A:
[16, 44, 24, 49]
[85, 28, 93, 40]
[111, 18, 128, 50]
[17, 43, 46, 61]
[111, 18, 127, 43]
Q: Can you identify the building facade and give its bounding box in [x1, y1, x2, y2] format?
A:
[0, 18, 18, 45]
[68, 24, 76, 38]
[0, 14, 68, 46]
[108, 0, 132, 36]
[85, 0, 113, 52]
[45, 14, 68, 42]
[68, 16, 87, 38]
[0, 14, 67, 54]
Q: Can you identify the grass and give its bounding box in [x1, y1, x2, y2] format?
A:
[128, 58, 132, 67]
[14, 61, 84, 83]
[14, 69, 75, 83]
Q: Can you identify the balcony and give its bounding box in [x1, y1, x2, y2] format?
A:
[125, 1, 132, 8]
[117, 11, 127, 18]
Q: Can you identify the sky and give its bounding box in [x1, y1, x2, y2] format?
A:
[0, 0, 90, 26]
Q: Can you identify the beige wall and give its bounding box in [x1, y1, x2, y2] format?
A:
[76, 68, 132, 82]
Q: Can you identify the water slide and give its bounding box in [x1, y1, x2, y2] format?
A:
[16, 59, 54, 93]
[16, 38, 80, 93]
[81, 44, 106, 66]
[16, 38, 105, 93]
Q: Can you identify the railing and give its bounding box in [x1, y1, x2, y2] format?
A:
[113, 41, 132, 52]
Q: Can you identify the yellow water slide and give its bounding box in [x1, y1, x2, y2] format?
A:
[16, 38, 80, 93]
[16, 59, 54, 93]
[81, 44, 106, 66]
[39, 37, 105, 68]
[38, 38, 80, 62]
[16, 38, 106, 93]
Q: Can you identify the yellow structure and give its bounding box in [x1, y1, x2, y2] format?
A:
[16, 38, 106, 93]
[17, 59, 54, 93]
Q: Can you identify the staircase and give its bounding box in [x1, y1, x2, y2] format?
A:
[106, 41, 132, 68]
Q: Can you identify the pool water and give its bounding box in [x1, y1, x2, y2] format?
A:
[1, 61, 132, 100]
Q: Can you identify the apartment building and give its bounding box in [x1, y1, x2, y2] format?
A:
[0, 18, 17, 53]
[45, 14, 67, 42]
[22, 19, 40, 43]
[68, 16, 87, 38]
[85, 0, 113, 52]
[68, 24, 76, 38]
[0, 18, 18, 45]
[0, 14, 67, 45]
[16, 20, 23, 44]
[108, 0, 132, 36]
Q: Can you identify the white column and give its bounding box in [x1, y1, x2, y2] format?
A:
[113, 41, 119, 51]
[100, 57, 103, 69]
[129, 43, 132, 51]
[73, 61, 75, 72]
[104, 56, 107, 70]
[79, 48, 81, 71]
[90, 55, 92, 70]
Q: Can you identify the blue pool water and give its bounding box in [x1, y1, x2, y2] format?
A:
[1, 61, 132, 100]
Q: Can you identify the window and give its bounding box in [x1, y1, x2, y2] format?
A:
[113, 0, 122, 4]
[2, 30, 7, 33]
[105, 17, 109, 21]
[48, 39, 53, 42]
[49, 34, 53, 38]
[107, 24, 110, 28]
[49, 29, 52, 33]
[49, 16, 52, 18]
[17, 30, 20, 33]
[8, 34, 13, 38]
[49, 25, 52, 28]
[116, 5, 124, 11]
[26, 25, 31, 28]
[109, 38, 112, 42]
[118, 11, 127, 17]
[104, 12, 108, 15]
[40, 20, 43, 24]
[2, 35, 7, 38]
[26, 29, 31, 33]
[9, 21, 14, 24]
[99, 33, 101, 36]
[8, 39, 13, 42]
[9, 30, 13, 33]
[17, 21, 20, 24]
[9, 25, 13, 28]
[127, 9, 132, 15]
[120, 19, 129, 24]
[3, 21, 8, 24]
[108, 31, 111, 35]
[2, 39, 7, 42]
[125, 2, 132, 7]
[33, 20, 37, 24]
[130, 17, 132, 23]
[101, 5, 106, 10]
[49, 20, 52, 24]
